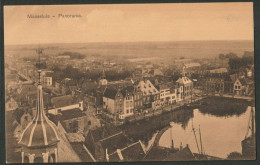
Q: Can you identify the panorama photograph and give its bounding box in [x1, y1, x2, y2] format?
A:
[4, 2, 255, 163]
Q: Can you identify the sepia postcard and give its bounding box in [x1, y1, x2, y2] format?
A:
[4, 2, 255, 163]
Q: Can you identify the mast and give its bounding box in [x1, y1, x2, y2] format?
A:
[199, 125, 203, 154]
[192, 120, 201, 154]
[170, 123, 174, 150]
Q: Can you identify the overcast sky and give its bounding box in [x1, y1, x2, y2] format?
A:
[4, 2, 253, 45]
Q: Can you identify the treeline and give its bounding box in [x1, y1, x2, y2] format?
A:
[219, 51, 254, 71]
[52, 65, 133, 84]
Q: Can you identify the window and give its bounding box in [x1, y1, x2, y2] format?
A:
[127, 110, 129, 114]
[79, 103, 82, 107]
[235, 86, 237, 89]
[238, 86, 240, 89]
[88, 121, 91, 125]
[24, 116, 28, 121]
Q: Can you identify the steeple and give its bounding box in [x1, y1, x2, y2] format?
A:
[18, 47, 60, 163]
[182, 66, 186, 77]
[101, 69, 106, 79]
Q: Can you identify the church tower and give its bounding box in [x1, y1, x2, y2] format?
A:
[99, 69, 108, 86]
[182, 66, 187, 77]
[18, 48, 60, 163]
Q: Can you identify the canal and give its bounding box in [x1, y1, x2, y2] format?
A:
[158, 106, 253, 159]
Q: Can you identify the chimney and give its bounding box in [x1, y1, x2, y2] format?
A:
[180, 142, 183, 150]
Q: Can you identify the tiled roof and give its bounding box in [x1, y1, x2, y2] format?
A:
[103, 88, 118, 99]
[51, 95, 73, 108]
[176, 76, 192, 85]
[70, 143, 95, 162]
[45, 72, 53, 77]
[87, 124, 122, 143]
[121, 86, 134, 97]
[59, 109, 86, 121]
[66, 133, 85, 143]
[239, 78, 247, 86]
[100, 132, 132, 155]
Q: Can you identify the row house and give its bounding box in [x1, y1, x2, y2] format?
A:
[103, 85, 144, 119]
[158, 83, 176, 105]
[103, 88, 124, 119]
[176, 76, 193, 100]
[205, 77, 225, 94]
[204, 74, 236, 94]
[233, 78, 254, 96]
[137, 80, 160, 110]
[133, 87, 143, 112]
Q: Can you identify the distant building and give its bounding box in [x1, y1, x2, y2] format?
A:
[51, 95, 74, 109]
[233, 78, 249, 96]
[176, 70, 193, 100]
[43, 72, 53, 87]
[205, 76, 225, 94]
[137, 79, 160, 110]
[120, 87, 134, 119]
[158, 83, 177, 105]
[57, 109, 87, 133]
[48, 100, 84, 115]
[133, 86, 144, 112]
[149, 69, 164, 77]
[99, 70, 108, 87]
[209, 68, 228, 74]
[103, 88, 124, 118]
[103, 86, 135, 119]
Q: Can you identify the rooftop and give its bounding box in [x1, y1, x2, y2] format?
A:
[51, 95, 73, 108]
[59, 108, 86, 121]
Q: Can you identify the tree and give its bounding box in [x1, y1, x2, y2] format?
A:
[225, 52, 238, 59]
[218, 54, 225, 59]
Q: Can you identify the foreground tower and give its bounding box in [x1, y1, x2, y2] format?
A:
[18, 48, 60, 163]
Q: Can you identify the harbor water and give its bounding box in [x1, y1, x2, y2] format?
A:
[158, 107, 252, 159]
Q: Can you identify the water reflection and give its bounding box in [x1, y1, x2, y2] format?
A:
[159, 107, 251, 159]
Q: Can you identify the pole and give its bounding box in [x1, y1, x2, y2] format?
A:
[192, 121, 201, 154]
[199, 125, 203, 155]
[170, 125, 174, 150]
